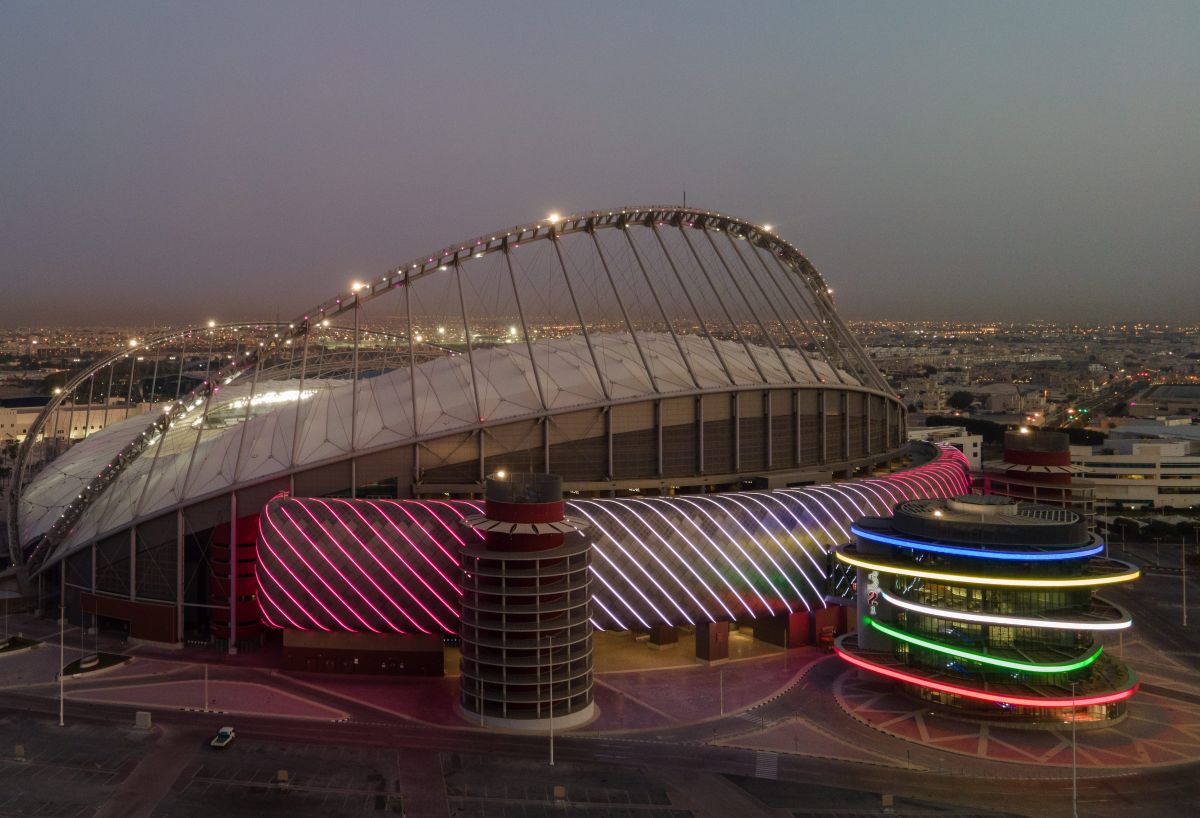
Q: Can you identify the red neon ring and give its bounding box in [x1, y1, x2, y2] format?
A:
[835, 646, 1138, 708]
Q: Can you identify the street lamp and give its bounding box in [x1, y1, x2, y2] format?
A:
[1071, 681, 1078, 818]
[59, 562, 65, 727]
[544, 633, 555, 767]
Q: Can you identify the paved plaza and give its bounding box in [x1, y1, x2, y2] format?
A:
[1, 609, 1199, 816]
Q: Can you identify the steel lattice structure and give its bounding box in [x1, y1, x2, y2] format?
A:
[9, 206, 913, 656]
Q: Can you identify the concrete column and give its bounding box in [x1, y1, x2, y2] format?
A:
[648, 624, 678, 647]
[695, 620, 729, 663]
[754, 611, 812, 648]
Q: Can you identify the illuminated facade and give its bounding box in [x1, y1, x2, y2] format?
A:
[255, 444, 972, 635]
[836, 495, 1139, 726]
[9, 206, 921, 651]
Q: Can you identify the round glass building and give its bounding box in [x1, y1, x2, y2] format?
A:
[834, 495, 1139, 726]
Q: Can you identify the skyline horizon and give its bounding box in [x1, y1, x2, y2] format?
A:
[3, 3, 1197, 326]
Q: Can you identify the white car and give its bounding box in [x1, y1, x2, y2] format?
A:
[210, 726, 235, 748]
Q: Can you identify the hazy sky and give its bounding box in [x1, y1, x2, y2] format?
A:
[2, 1, 1197, 326]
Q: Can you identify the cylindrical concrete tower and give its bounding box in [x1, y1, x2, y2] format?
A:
[984, 430, 1094, 526]
[458, 473, 595, 730]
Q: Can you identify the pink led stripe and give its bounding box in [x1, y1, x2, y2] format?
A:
[253, 559, 305, 630]
[588, 547, 652, 628]
[839, 483, 889, 516]
[918, 465, 954, 497]
[382, 500, 460, 565]
[319, 498, 451, 632]
[881, 468, 925, 497]
[261, 504, 350, 630]
[583, 499, 716, 622]
[656, 496, 775, 614]
[881, 471, 929, 501]
[362, 496, 460, 592]
[353, 502, 461, 610]
[574, 504, 679, 623]
[409, 500, 470, 550]
[277, 503, 384, 633]
[261, 504, 348, 631]
[835, 646, 1139, 709]
[861, 478, 903, 507]
[293, 500, 413, 633]
[622, 498, 746, 620]
[423, 498, 484, 542]
[850, 481, 896, 514]
[696, 495, 807, 610]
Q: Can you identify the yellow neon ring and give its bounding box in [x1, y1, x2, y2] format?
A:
[835, 550, 1140, 588]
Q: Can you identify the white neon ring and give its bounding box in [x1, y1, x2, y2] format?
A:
[880, 589, 1132, 631]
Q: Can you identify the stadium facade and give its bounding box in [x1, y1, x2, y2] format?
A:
[5, 206, 985, 711]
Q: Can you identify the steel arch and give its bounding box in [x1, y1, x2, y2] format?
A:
[13, 206, 897, 576]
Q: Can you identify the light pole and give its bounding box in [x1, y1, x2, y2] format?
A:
[545, 633, 554, 767]
[1183, 538, 1189, 628]
[59, 563, 65, 727]
[719, 665, 725, 716]
[1071, 681, 1078, 818]
[1154, 536, 1162, 566]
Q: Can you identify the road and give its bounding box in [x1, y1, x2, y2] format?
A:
[3, 651, 1198, 818]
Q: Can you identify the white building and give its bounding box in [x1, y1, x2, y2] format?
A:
[1072, 437, 1200, 510]
[1, 402, 153, 443]
[909, 425, 983, 473]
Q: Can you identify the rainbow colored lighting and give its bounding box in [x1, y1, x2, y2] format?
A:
[879, 590, 1133, 631]
[835, 550, 1140, 588]
[255, 444, 972, 632]
[863, 616, 1103, 673]
[850, 526, 1105, 562]
[835, 645, 1138, 709]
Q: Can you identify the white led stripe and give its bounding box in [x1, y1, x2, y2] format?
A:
[692, 494, 805, 610]
[577, 511, 675, 624]
[647, 496, 773, 613]
[588, 549, 652, 628]
[880, 590, 1133, 631]
[578, 500, 709, 622]
[751, 492, 831, 574]
[674, 496, 792, 613]
[608, 498, 735, 620]
[736, 493, 826, 597]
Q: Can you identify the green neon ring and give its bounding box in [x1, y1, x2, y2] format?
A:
[864, 616, 1103, 673]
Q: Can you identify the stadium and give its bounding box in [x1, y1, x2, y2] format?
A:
[6, 205, 982, 726]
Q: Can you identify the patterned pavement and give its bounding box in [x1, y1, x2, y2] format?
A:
[833, 637, 1200, 769]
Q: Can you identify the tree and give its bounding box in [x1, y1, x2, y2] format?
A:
[946, 391, 975, 411]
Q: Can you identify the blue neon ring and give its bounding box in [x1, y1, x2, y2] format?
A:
[849, 525, 1104, 561]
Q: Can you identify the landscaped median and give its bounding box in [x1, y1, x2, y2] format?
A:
[62, 652, 130, 676]
[0, 635, 41, 655]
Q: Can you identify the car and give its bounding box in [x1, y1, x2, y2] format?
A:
[210, 726, 235, 749]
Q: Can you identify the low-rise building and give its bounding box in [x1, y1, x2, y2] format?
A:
[1072, 437, 1200, 510]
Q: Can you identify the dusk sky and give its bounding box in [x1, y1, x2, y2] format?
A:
[2, 2, 1197, 327]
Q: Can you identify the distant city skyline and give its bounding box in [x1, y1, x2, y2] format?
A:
[1, 2, 1197, 326]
